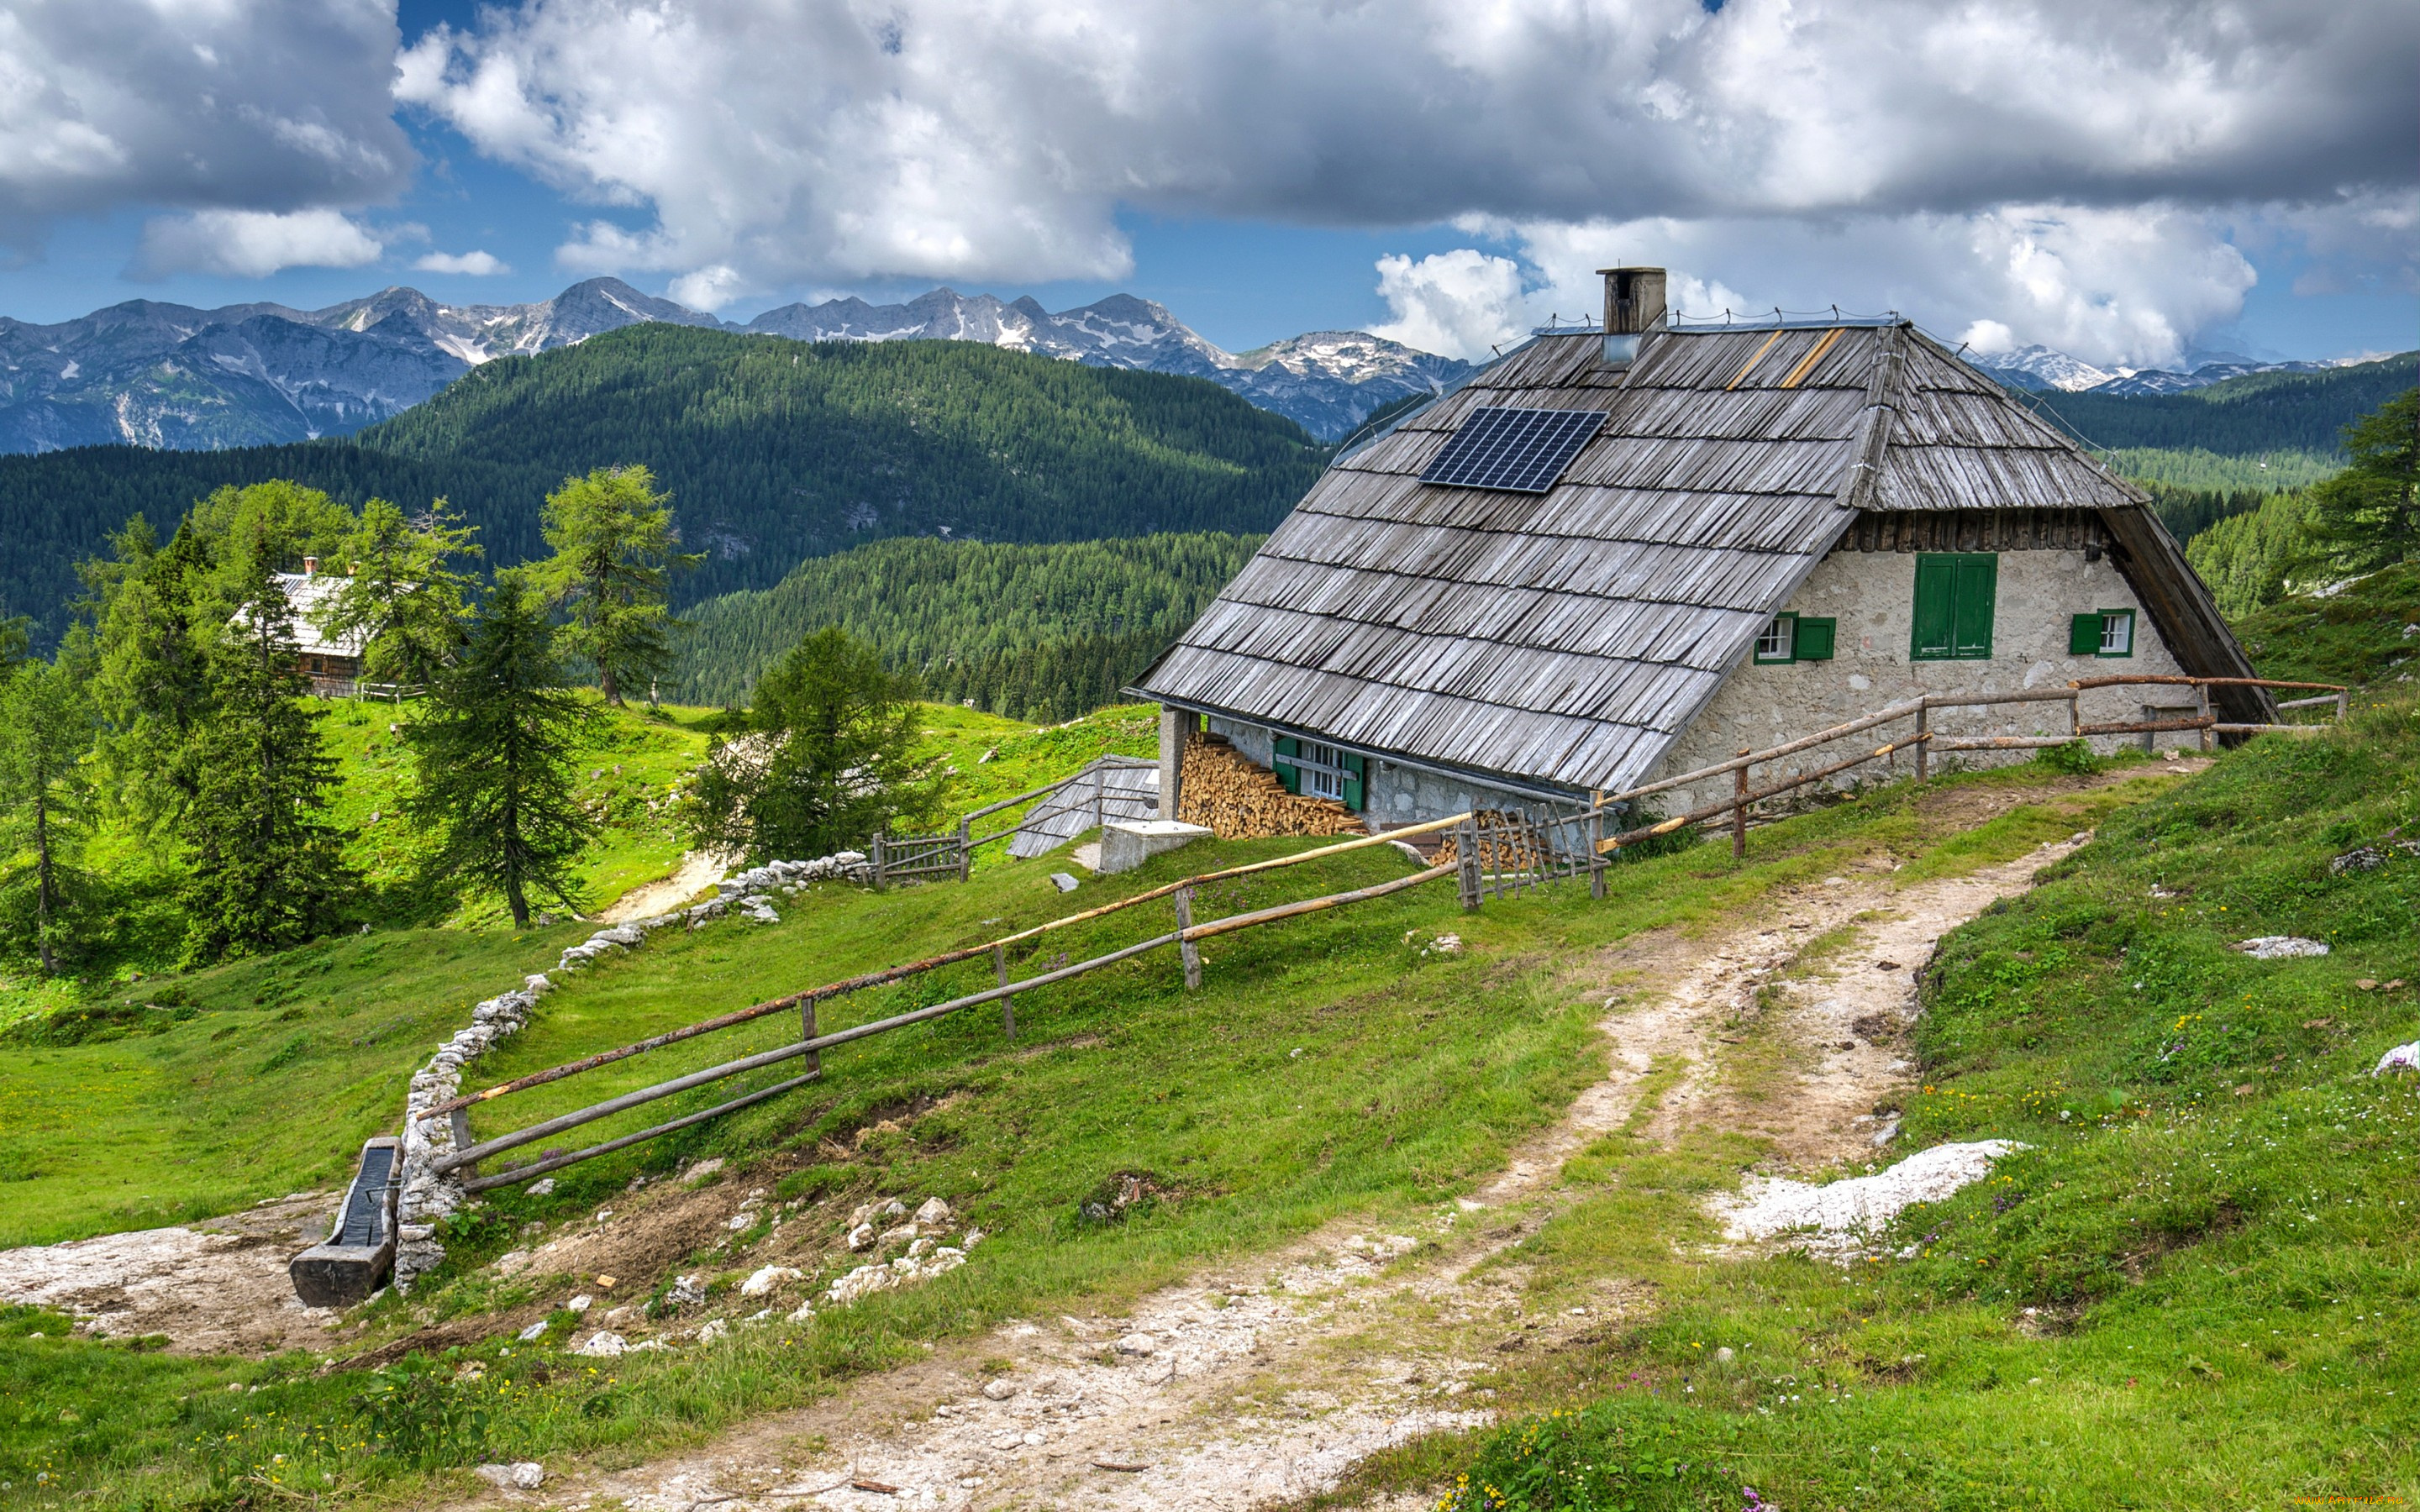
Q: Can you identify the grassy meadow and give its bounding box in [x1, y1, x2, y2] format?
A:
[0, 727, 2175, 1507]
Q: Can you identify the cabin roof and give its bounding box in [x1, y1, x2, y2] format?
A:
[1135, 323, 2254, 795]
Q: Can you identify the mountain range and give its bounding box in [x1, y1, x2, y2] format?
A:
[0, 278, 1469, 450]
[1968, 343, 2364, 396]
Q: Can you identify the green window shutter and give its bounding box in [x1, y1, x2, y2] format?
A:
[1950, 555, 1997, 658]
[1793, 617, 1836, 660]
[1272, 735, 1300, 795]
[1911, 557, 1956, 659]
[1340, 753, 1365, 812]
[2070, 612, 2103, 656]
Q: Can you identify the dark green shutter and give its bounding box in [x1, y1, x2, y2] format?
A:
[1794, 617, 1836, 660]
[1911, 558, 1956, 659]
[1950, 555, 1997, 657]
[1272, 735, 1300, 795]
[1340, 753, 1365, 812]
[2070, 612, 2103, 656]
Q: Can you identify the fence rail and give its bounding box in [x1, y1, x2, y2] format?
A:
[410, 671, 2347, 1194]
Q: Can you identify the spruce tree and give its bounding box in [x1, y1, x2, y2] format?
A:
[0, 632, 97, 975]
[404, 570, 599, 928]
[176, 538, 358, 964]
[532, 465, 700, 705]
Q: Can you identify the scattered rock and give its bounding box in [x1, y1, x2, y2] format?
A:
[574, 1331, 627, 1357]
[475, 1462, 546, 1490]
[696, 1318, 730, 1343]
[2235, 936, 2330, 959]
[566, 1294, 592, 1314]
[981, 1378, 1018, 1400]
[523, 1178, 556, 1196]
[914, 1197, 954, 1226]
[1720, 1141, 2028, 1252]
[1115, 1332, 1158, 1357]
[682, 1158, 726, 1184]
[516, 1319, 549, 1342]
[1050, 872, 1081, 893]
[2374, 1041, 2420, 1076]
[846, 1222, 878, 1252]
[2331, 848, 2387, 876]
[740, 1265, 802, 1298]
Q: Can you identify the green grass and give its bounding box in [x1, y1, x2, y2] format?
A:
[0, 749, 2154, 1507]
[2233, 560, 2420, 690]
[1373, 702, 2420, 1511]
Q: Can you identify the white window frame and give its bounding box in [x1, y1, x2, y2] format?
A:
[1754, 614, 1795, 664]
[1298, 740, 1346, 801]
[2098, 609, 2135, 656]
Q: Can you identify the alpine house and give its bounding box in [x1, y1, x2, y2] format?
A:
[1133, 267, 2265, 827]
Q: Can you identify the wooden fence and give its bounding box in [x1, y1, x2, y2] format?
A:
[411, 672, 2345, 1194]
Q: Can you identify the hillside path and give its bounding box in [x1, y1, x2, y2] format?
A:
[455, 778, 2154, 1512]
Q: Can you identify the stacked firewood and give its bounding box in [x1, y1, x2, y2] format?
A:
[1431, 811, 1553, 873]
[1178, 733, 1365, 839]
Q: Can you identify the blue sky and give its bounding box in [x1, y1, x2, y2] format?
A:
[2, 0, 2412, 368]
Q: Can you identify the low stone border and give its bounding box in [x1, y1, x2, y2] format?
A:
[391, 853, 870, 1288]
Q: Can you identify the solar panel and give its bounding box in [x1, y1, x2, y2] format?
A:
[1419, 407, 1606, 493]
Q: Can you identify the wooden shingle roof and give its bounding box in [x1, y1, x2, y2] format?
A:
[1137, 323, 2249, 795]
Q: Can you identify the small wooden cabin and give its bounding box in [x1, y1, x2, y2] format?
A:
[1134, 267, 2264, 827]
[271, 559, 366, 696]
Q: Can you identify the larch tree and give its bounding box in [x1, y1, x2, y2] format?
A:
[2302, 387, 2420, 577]
[532, 465, 701, 705]
[689, 627, 939, 863]
[0, 630, 97, 975]
[315, 496, 482, 687]
[403, 570, 600, 928]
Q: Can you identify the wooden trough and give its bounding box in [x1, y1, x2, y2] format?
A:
[288, 1137, 401, 1307]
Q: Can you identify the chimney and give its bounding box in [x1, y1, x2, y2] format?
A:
[1597, 266, 1667, 369]
[302, 555, 318, 575]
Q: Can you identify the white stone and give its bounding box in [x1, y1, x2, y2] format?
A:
[1720, 1141, 2028, 1247]
[475, 1462, 545, 1490]
[981, 1378, 1018, 1400]
[573, 1331, 627, 1357]
[1115, 1331, 1158, 1356]
[695, 1318, 729, 1343]
[523, 1178, 555, 1196]
[1097, 820, 1214, 875]
[913, 1196, 954, 1226]
[740, 1265, 802, 1298]
[566, 1294, 592, 1314]
[2235, 936, 2329, 959]
[516, 1319, 550, 1343]
[846, 1222, 877, 1252]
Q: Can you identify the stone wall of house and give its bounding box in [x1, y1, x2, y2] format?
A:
[1644, 544, 2189, 817]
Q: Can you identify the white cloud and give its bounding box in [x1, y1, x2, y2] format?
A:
[1418, 204, 2265, 370]
[413, 249, 510, 276]
[392, 0, 2416, 333]
[131, 208, 386, 280]
[1369, 250, 1528, 361]
[0, 0, 410, 250]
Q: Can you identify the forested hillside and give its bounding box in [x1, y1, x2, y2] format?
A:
[2028, 349, 2416, 454]
[676, 533, 1262, 718]
[0, 328, 1326, 643]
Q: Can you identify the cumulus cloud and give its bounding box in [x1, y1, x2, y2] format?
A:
[414, 249, 510, 276]
[1369, 250, 1529, 360]
[1376, 204, 2269, 370]
[393, 0, 2417, 335]
[0, 0, 410, 250]
[130, 209, 387, 280]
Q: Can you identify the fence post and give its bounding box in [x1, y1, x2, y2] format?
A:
[992, 945, 1013, 1041]
[449, 1107, 477, 1180]
[871, 831, 887, 890]
[1732, 749, 1749, 861]
[1588, 801, 1606, 901]
[1914, 703, 1929, 784]
[2335, 690, 2350, 724]
[1174, 887, 1202, 990]
[2196, 683, 2213, 753]
[956, 818, 972, 883]
[801, 997, 819, 1078]
[1457, 816, 1482, 911]
[1093, 769, 1106, 837]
